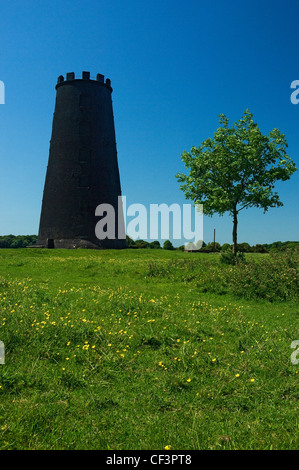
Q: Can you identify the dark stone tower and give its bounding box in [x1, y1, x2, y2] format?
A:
[37, 71, 126, 249]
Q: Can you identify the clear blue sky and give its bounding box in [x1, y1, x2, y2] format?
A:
[0, 0, 298, 245]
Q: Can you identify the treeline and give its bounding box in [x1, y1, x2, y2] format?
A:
[126, 236, 163, 249]
[190, 240, 299, 253]
[0, 235, 165, 249]
[126, 237, 299, 253]
[0, 235, 297, 252]
[0, 235, 37, 248]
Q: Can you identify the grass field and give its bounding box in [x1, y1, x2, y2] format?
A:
[0, 248, 298, 450]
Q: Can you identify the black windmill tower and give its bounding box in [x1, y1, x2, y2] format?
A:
[37, 71, 126, 249]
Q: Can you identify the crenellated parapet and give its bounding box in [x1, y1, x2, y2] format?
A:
[56, 71, 112, 91]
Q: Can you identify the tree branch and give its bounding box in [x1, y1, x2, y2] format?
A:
[238, 201, 252, 212]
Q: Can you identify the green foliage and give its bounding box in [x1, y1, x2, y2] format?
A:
[267, 241, 299, 252]
[0, 249, 297, 449]
[149, 241, 161, 249]
[177, 245, 185, 251]
[0, 235, 37, 248]
[252, 244, 268, 253]
[125, 235, 135, 247]
[198, 245, 210, 252]
[163, 240, 174, 250]
[176, 109, 297, 216]
[220, 248, 246, 265]
[134, 240, 150, 248]
[221, 243, 231, 251]
[176, 109, 297, 253]
[143, 250, 298, 302]
[125, 236, 150, 249]
[228, 251, 298, 301]
[207, 242, 221, 252]
[238, 242, 251, 252]
[2, 235, 296, 257]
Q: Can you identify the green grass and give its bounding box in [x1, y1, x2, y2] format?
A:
[0, 248, 298, 450]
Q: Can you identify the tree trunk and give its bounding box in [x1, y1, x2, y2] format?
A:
[232, 211, 238, 256]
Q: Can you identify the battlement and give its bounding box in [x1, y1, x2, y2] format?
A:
[56, 71, 112, 91]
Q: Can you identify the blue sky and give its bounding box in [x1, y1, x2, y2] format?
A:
[0, 0, 298, 245]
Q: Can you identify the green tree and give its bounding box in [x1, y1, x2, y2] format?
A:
[252, 244, 268, 253]
[221, 243, 231, 252]
[207, 241, 221, 252]
[134, 240, 149, 249]
[163, 240, 174, 250]
[149, 241, 161, 249]
[176, 110, 297, 256]
[238, 242, 251, 252]
[126, 235, 136, 247]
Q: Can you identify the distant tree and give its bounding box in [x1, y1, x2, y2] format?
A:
[176, 110, 297, 258]
[134, 240, 149, 249]
[0, 235, 37, 248]
[126, 235, 136, 247]
[199, 244, 212, 252]
[267, 241, 299, 252]
[207, 242, 221, 252]
[149, 241, 161, 249]
[270, 241, 283, 250]
[221, 243, 231, 252]
[11, 240, 21, 248]
[238, 242, 251, 252]
[163, 240, 174, 250]
[283, 241, 298, 250]
[252, 244, 268, 253]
